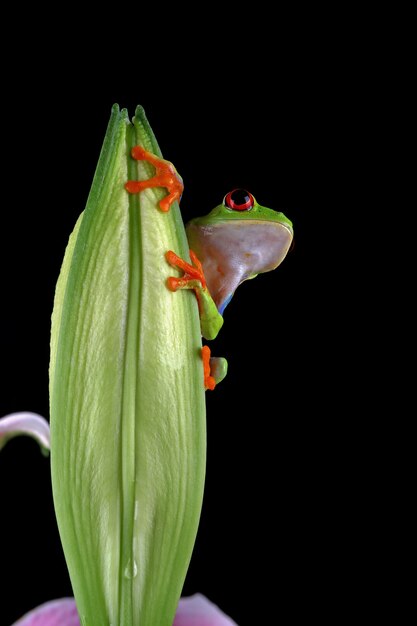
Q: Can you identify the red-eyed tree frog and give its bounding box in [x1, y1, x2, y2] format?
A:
[125, 146, 293, 390]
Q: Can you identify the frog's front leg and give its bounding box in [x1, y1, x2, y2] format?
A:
[165, 250, 224, 341]
[125, 146, 184, 212]
[166, 250, 227, 390]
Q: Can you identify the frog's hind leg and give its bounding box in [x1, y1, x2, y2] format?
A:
[202, 345, 228, 390]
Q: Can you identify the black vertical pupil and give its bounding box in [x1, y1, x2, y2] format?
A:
[231, 189, 251, 206]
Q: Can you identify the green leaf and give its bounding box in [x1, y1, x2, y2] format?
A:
[50, 105, 206, 626]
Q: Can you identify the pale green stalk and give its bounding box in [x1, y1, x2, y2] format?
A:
[50, 105, 206, 626]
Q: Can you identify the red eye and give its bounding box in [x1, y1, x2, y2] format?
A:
[224, 189, 254, 211]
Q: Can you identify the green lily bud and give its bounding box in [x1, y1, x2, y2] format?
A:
[50, 105, 206, 626]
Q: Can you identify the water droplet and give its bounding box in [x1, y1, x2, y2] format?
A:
[124, 558, 138, 579]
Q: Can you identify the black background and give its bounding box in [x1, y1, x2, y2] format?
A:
[0, 23, 373, 626]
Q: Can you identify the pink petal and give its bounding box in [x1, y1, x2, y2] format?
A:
[174, 594, 238, 626]
[11, 598, 80, 626]
[0, 412, 50, 453]
[11, 595, 238, 626]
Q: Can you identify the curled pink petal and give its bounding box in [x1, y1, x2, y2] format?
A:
[174, 593, 238, 626]
[11, 598, 80, 626]
[0, 412, 50, 454]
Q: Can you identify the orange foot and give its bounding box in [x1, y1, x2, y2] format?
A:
[125, 146, 184, 212]
[201, 346, 228, 390]
[165, 250, 206, 292]
[202, 345, 216, 390]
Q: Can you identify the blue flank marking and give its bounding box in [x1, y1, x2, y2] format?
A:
[218, 293, 233, 315]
